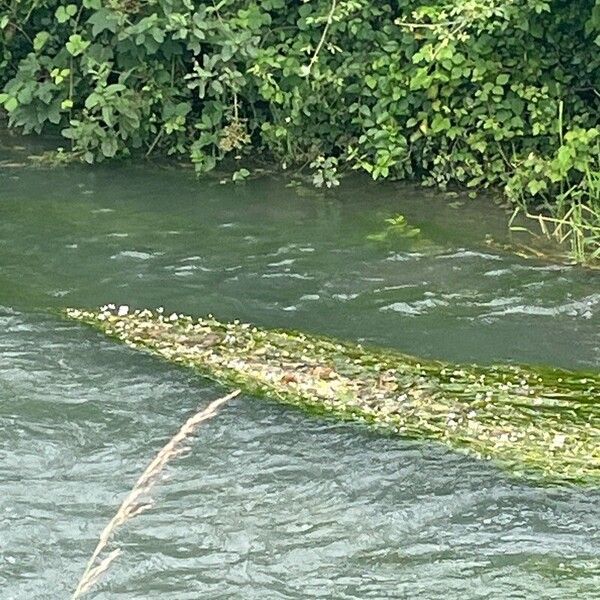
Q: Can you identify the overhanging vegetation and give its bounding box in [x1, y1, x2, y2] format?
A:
[1, 1, 599, 261]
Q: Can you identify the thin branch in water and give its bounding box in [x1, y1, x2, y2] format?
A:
[71, 389, 241, 599]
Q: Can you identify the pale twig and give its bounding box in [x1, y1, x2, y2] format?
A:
[73, 550, 121, 597]
[304, 0, 337, 76]
[394, 20, 460, 29]
[71, 389, 241, 599]
[145, 127, 164, 158]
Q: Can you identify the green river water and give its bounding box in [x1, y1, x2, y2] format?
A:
[1, 137, 599, 598]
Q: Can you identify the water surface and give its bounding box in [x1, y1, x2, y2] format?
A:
[1, 139, 599, 598]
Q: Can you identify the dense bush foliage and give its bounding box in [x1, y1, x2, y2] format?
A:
[1, 0, 599, 256]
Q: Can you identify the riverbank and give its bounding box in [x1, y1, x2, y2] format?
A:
[1, 1, 599, 263]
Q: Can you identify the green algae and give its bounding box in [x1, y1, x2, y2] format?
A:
[65, 306, 600, 485]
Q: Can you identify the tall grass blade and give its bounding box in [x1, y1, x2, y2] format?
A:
[71, 389, 241, 599]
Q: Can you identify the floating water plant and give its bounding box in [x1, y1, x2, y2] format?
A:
[367, 213, 422, 243]
[65, 306, 600, 485]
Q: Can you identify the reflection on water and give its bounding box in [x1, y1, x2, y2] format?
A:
[0, 143, 599, 598]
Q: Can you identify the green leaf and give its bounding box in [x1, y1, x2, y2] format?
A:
[88, 8, 118, 37]
[365, 75, 377, 90]
[101, 137, 118, 158]
[527, 179, 547, 195]
[55, 5, 76, 24]
[66, 34, 90, 56]
[232, 168, 250, 182]
[33, 31, 50, 52]
[431, 114, 451, 133]
[4, 96, 18, 112]
[85, 93, 101, 109]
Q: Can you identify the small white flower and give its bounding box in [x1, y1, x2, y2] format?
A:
[552, 434, 566, 449]
[117, 305, 129, 316]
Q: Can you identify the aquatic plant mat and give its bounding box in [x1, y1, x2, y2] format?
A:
[65, 307, 600, 485]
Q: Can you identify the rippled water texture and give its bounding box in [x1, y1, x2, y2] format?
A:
[1, 139, 599, 598]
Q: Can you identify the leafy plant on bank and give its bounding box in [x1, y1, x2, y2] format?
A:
[507, 120, 600, 263]
[0, 0, 599, 261]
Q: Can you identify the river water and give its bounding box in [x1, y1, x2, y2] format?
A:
[1, 139, 599, 598]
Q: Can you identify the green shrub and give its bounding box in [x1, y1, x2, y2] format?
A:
[1, 0, 599, 258]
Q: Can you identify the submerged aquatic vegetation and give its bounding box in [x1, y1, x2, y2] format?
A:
[367, 214, 422, 243]
[65, 306, 600, 485]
